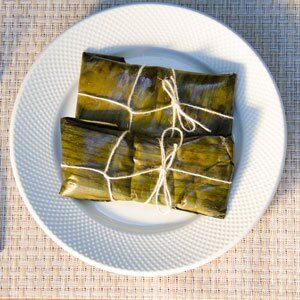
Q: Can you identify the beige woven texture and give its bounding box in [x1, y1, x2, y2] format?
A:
[0, 1, 299, 299]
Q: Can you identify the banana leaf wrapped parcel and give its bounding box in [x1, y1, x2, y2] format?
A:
[76, 52, 236, 137]
[60, 118, 234, 218]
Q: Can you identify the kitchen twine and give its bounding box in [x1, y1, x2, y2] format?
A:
[64, 66, 233, 213]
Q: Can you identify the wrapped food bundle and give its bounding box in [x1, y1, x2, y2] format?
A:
[59, 52, 236, 218]
[76, 52, 236, 137]
[60, 118, 234, 218]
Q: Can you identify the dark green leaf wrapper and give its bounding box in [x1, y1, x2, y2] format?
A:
[76, 52, 236, 137]
[59, 117, 134, 201]
[60, 120, 234, 217]
[132, 135, 234, 218]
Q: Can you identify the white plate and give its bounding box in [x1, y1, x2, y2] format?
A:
[10, 4, 286, 276]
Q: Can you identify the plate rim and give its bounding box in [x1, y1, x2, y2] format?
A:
[9, 3, 287, 276]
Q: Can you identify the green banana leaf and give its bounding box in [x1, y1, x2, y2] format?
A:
[76, 52, 236, 137]
[59, 117, 134, 201]
[131, 134, 234, 218]
[60, 118, 234, 218]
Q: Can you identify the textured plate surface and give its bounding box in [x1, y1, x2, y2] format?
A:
[10, 4, 286, 276]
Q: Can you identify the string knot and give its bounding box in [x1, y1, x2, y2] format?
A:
[161, 70, 211, 133]
[144, 127, 183, 214]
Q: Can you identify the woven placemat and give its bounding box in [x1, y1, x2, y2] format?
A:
[0, 1, 299, 299]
